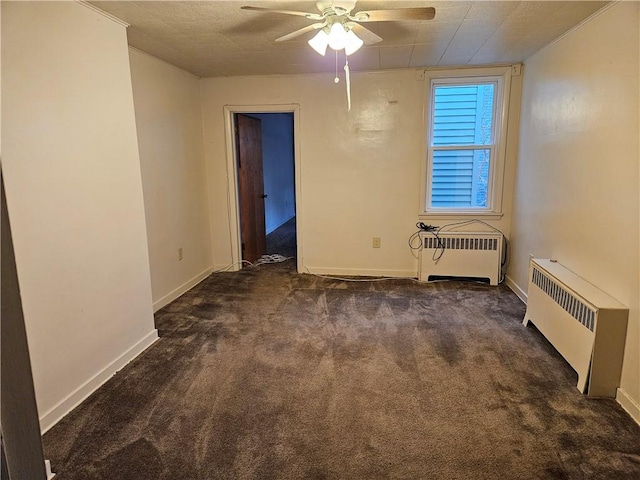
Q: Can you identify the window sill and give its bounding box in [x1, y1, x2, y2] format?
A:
[419, 211, 504, 221]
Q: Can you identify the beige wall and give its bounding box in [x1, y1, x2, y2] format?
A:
[129, 48, 213, 311]
[509, 3, 640, 417]
[201, 69, 520, 276]
[1, 2, 157, 431]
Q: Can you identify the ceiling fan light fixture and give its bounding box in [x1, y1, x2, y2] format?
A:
[327, 22, 349, 51]
[308, 29, 329, 56]
[344, 29, 364, 55]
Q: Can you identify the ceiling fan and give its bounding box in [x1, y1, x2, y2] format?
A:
[241, 1, 436, 56]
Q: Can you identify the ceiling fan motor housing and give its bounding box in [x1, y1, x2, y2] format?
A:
[316, 0, 357, 16]
[241, 1, 433, 46]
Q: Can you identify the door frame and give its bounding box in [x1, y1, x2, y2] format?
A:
[223, 104, 302, 272]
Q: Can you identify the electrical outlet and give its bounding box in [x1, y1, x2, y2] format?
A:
[372, 237, 381, 248]
[178, 247, 183, 261]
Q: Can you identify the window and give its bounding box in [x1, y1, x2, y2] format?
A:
[423, 67, 512, 217]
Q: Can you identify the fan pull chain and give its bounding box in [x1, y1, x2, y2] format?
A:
[344, 56, 351, 111]
[334, 50, 339, 83]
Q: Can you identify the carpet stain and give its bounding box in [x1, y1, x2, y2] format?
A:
[91, 438, 164, 480]
[43, 261, 640, 480]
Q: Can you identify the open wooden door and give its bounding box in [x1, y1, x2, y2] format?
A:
[235, 114, 267, 263]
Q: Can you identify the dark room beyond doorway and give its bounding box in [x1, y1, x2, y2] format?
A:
[235, 112, 296, 263]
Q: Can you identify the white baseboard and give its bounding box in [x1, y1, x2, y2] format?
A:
[39, 330, 159, 433]
[153, 267, 213, 312]
[304, 266, 416, 278]
[45, 459, 55, 479]
[616, 388, 640, 425]
[213, 263, 241, 273]
[505, 275, 527, 304]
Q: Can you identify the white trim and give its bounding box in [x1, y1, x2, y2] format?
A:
[527, 2, 615, 62]
[223, 104, 303, 273]
[153, 267, 213, 312]
[419, 212, 504, 221]
[128, 47, 201, 80]
[616, 388, 640, 426]
[304, 266, 416, 278]
[39, 330, 159, 433]
[76, 1, 130, 27]
[420, 66, 512, 217]
[45, 459, 55, 479]
[223, 109, 242, 272]
[212, 262, 239, 272]
[505, 275, 527, 304]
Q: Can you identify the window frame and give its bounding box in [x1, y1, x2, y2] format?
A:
[420, 67, 512, 219]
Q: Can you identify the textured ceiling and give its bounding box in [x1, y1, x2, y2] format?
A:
[88, 1, 609, 77]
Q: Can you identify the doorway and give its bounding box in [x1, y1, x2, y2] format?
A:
[229, 106, 300, 270]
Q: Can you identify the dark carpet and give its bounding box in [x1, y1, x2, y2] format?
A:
[42, 261, 640, 479]
[266, 216, 296, 259]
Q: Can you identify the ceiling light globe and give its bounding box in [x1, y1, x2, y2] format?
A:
[327, 23, 349, 51]
[344, 30, 364, 55]
[308, 29, 329, 56]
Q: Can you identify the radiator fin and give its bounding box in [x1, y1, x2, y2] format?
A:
[423, 236, 498, 251]
[532, 267, 596, 332]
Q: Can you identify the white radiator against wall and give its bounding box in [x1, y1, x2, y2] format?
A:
[418, 231, 503, 285]
[523, 259, 628, 397]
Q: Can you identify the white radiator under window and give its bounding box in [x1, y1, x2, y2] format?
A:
[523, 259, 628, 397]
[418, 231, 503, 285]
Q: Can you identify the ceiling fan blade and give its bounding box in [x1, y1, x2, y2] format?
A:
[351, 7, 436, 22]
[241, 6, 324, 21]
[348, 23, 383, 45]
[275, 23, 326, 42]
